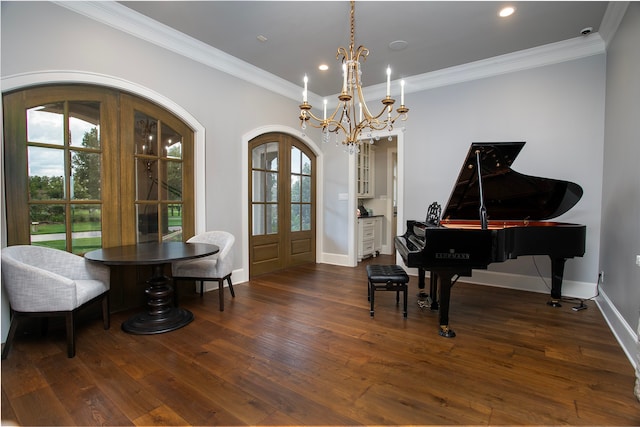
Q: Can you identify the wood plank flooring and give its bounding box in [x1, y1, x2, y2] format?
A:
[2, 255, 639, 425]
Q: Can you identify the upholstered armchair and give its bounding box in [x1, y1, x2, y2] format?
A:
[172, 231, 235, 311]
[1, 245, 111, 359]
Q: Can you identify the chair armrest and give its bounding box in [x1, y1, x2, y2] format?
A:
[1, 260, 78, 312]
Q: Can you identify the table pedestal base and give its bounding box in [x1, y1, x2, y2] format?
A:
[122, 307, 193, 334]
[122, 264, 193, 334]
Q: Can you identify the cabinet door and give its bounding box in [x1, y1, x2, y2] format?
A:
[357, 144, 375, 197]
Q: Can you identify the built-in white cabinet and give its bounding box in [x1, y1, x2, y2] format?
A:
[357, 143, 375, 197]
[357, 216, 382, 261]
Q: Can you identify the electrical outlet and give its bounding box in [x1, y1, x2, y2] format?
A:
[636, 255, 640, 267]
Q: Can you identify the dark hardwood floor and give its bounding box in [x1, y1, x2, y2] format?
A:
[2, 255, 639, 426]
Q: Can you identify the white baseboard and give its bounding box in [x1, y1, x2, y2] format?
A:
[596, 290, 638, 369]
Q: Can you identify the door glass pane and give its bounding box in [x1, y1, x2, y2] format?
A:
[252, 171, 265, 202]
[301, 152, 311, 174]
[71, 151, 101, 200]
[252, 204, 265, 235]
[291, 204, 300, 231]
[137, 204, 158, 243]
[162, 160, 182, 201]
[135, 112, 158, 155]
[266, 204, 278, 234]
[162, 123, 182, 159]
[291, 146, 301, 174]
[137, 157, 158, 200]
[27, 103, 64, 146]
[302, 176, 311, 203]
[71, 204, 101, 255]
[30, 204, 66, 249]
[290, 175, 300, 202]
[69, 101, 100, 148]
[266, 172, 278, 202]
[302, 204, 311, 231]
[28, 146, 65, 200]
[165, 203, 183, 241]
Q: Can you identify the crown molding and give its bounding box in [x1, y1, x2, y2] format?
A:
[55, 1, 606, 106]
[598, 1, 630, 47]
[53, 0, 303, 102]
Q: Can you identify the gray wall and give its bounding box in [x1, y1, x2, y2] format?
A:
[2, 1, 638, 364]
[402, 55, 606, 284]
[601, 2, 640, 337]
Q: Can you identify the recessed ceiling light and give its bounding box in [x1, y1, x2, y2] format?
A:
[257, 35, 268, 42]
[389, 40, 409, 51]
[318, 64, 329, 71]
[499, 6, 515, 17]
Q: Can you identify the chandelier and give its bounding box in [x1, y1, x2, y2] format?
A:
[299, 0, 409, 154]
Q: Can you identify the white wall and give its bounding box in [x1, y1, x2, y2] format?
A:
[2, 2, 631, 359]
[402, 55, 605, 287]
[600, 2, 640, 359]
[0, 2, 307, 339]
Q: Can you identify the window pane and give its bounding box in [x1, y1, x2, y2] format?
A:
[252, 145, 265, 169]
[71, 151, 101, 200]
[290, 175, 300, 202]
[302, 204, 311, 231]
[302, 152, 311, 175]
[28, 146, 65, 200]
[266, 204, 278, 234]
[71, 204, 101, 255]
[27, 103, 64, 146]
[137, 204, 158, 243]
[291, 204, 300, 232]
[252, 170, 265, 202]
[30, 204, 66, 250]
[135, 111, 158, 155]
[163, 203, 182, 242]
[137, 157, 158, 200]
[266, 172, 278, 203]
[302, 176, 311, 203]
[69, 101, 100, 148]
[163, 160, 182, 201]
[291, 146, 301, 174]
[162, 123, 182, 159]
[252, 204, 264, 235]
[265, 142, 278, 171]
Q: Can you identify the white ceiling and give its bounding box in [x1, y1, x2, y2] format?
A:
[119, 1, 608, 97]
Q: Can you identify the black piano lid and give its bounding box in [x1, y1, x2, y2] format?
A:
[442, 142, 583, 221]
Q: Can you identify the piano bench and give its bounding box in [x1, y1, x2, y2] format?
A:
[366, 265, 410, 318]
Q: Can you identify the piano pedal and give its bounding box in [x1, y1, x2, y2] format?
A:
[547, 299, 562, 308]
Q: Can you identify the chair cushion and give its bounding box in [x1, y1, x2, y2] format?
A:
[172, 257, 219, 278]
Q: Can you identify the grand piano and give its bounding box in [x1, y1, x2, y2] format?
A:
[395, 142, 586, 337]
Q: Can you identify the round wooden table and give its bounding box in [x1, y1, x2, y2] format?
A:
[85, 242, 219, 334]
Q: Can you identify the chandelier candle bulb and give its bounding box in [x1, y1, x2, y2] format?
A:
[343, 64, 347, 92]
[303, 75, 308, 103]
[386, 66, 391, 97]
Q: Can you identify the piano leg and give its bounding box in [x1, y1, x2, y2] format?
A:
[436, 270, 456, 338]
[547, 257, 567, 307]
[416, 268, 438, 310]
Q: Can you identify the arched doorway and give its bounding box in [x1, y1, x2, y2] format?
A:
[248, 132, 317, 277]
